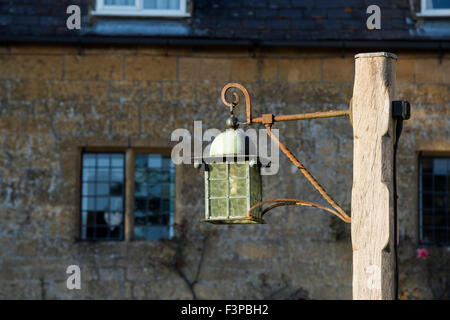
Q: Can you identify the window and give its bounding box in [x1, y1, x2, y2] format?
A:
[134, 154, 175, 240]
[419, 155, 450, 245]
[93, 0, 189, 17]
[419, 0, 450, 16]
[80, 153, 125, 241]
[79, 150, 175, 241]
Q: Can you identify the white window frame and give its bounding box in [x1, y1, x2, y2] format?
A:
[417, 0, 450, 17]
[92, 0, 190, 17]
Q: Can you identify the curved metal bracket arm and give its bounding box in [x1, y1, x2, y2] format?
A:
[221, 83, 252, 125]
[219, 83, 352, 224]
[221, 83, 350, 127]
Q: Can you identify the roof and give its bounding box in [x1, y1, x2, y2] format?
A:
[1, 0, 449, 49]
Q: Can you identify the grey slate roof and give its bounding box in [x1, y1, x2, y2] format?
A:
[0, 0, 449, 47]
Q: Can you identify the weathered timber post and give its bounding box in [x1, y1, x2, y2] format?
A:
[351, 52, 397, 300]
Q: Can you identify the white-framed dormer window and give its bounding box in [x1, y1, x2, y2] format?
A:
[92, 0, 189, 17]
[418, 0, 450, 17]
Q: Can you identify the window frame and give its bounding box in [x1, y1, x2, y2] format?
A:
[418, 152, 450, 246]
[78, 147, 176, 242]
[92, 0, 190, 18]
[418, 0, 450, 17]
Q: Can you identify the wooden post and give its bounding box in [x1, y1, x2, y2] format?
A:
[351, 52, 397, 300]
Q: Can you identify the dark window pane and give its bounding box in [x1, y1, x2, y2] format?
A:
[80, 152, 125, 241]
[423, 227, 434, 243]
[86, 226, 95, 239]
[161, 183, 175, 198]
[135, 155, 147, 168]
[435, 228, 447, 244]
[95, 227, 108, 239]
[135, 169, 147, 184]
[434, 159, 447, 175]
[163, 156, 174, 169]
[161, 199, 170, 211]
[133, 153, 175, 240]
[435, 175, 446, 192]
[423, 209, 433, 225]
[422, 158, 433, 173]
[135, 182, 148, 196]
[86, 211, 96, 225]
[95, 211, 105, 225]
[434, 194, 446, 210]
[423, 194, 432, 209]
[147, 197, 160, 211]
[149, 184, 162, 198]
[422, 175, 432, 191]
[110, 182, 123, 196]
[134, 210, 147, 226]
[432, 0, 450, 9]
[420, 156, 450, 245]
[134, 197, 147, 212]
[435, 211, 446, 226]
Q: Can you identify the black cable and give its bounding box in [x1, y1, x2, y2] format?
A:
[393, 118, 403, 300]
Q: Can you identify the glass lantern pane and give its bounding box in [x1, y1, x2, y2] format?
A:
[229, 198, 248, 217]
[249, 163, 262, 218]
[209, 180, 228, 198]
[209, 164, 227, 179]
[229, 178, 246, 197]
[230, 163, 246, 178]
[209, 199, 227, 217]
[250, 177, 261, 202]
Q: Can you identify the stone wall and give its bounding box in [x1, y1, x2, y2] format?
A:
[0, 44, 448, 299]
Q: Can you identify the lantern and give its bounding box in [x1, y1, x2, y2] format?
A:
[194, 114, 266, 224]
[190, 82, 356, 226]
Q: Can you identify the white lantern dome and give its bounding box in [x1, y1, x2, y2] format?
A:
[209, 129, 255, 157]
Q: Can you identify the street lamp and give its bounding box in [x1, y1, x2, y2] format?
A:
[195, 82, 352, 225]
[191, 53, 412, 300]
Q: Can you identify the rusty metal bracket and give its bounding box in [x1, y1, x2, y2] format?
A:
[220, 82, 352, 223]
[221, 83, 252, 125]
[221, 83, 349, 126]
[261, 113, 274, 126]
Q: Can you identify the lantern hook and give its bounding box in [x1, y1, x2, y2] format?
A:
[221, 83, 252, 125]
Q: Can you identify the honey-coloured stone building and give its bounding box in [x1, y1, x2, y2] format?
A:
[0, 0, 449, 299]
